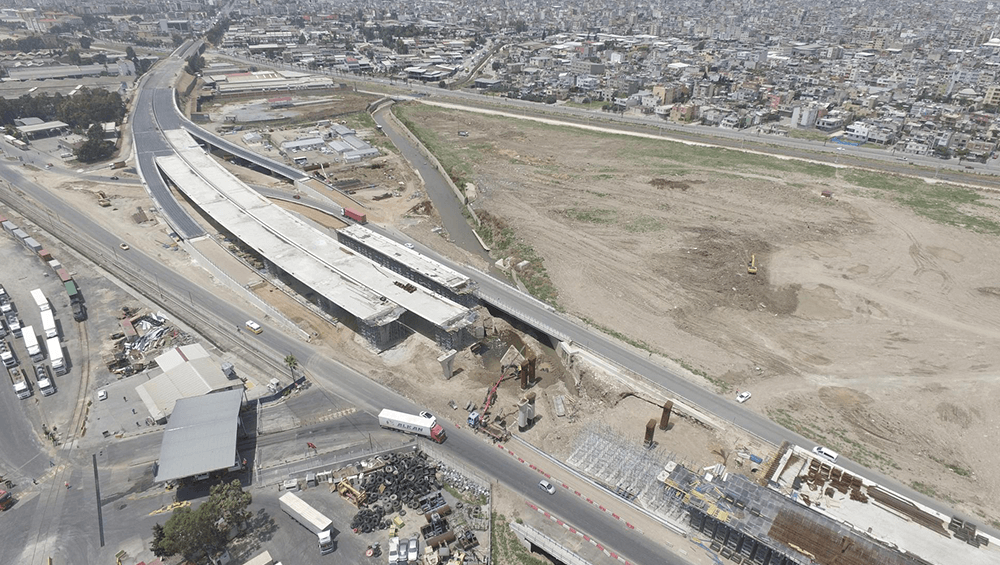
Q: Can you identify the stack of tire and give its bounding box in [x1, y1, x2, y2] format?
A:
[350, 451, 441, 532]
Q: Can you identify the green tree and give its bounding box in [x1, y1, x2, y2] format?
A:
[185, 54, 205, 75]
[171, 33, 184, 47]
[151, 480, 252, 560]
[67, 49, 81, 65]
[206, 480, 253, 534]
[79, 36, 92, 49]
[125, 45, 136, 59]
[151, 523, 168, 557]
[156, 505, 224, 561]
[284, 354, 298, 380]
[76, 124, 114, 163]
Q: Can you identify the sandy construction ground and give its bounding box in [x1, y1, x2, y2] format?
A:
[394, 103, 1000, 526]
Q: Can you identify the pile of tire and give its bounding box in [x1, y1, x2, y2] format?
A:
[350, 505, 388, 534]
[351, 451, 441, 528]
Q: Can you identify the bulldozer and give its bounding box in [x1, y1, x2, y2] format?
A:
[747, 254, 758, 275]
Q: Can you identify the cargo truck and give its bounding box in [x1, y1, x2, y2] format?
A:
[40, 309, 57, 339]
[10, 367, 30, 399]
[21, 326, 42, 362]
[378, 409, 447, 443]
[278, 492, 335, 555]
[47, 337, 65, 375]
[30, 289, 49, 312]
[343, 207, 368, 224]
[0, 341, 16, 368]
[5, 312, 20, 338]
[36, 365, 54, 396]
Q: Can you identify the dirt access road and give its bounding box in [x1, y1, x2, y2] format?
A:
[394, 102, 1000, 528]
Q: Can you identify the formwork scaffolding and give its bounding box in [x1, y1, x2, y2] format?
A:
[566, 424, 686, 522]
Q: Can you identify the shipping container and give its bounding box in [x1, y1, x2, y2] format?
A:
[343, 207, 367, 224]
[64, 281, 79, 302]
[56, 268, 72, 284]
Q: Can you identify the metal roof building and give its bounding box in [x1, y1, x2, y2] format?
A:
[154, 388, 245, 483]
[135, 343, 242, 422]
[15, 119, 67, 139]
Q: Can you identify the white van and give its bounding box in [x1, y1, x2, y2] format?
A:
[812, 446, 839, 463]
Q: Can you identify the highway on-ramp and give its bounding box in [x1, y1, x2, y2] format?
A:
[131, 42, 205, 239]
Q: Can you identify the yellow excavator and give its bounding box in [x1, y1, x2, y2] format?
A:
[747, 254, 758, 275]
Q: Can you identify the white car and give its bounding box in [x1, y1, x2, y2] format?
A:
[812, 445, 839, 463]
[387, 537, 400, 564]
[97, 389, 108, 401]
[538, 480, 556, 495]
[419, 411, 434, 420]
[736, 391, 751, 403]
[404, 242, 414, 249]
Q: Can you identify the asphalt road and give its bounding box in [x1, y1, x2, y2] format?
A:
[131, 43, 205, 239]
[371, 105, 490, 260]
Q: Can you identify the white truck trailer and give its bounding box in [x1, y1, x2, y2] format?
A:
[22, 325, 42, 362]
[47, 337, 65, 375]
[278, 492, 335, 555]
[30, 288, 49, 311]
[378, 409, 447, 443]
[40, 309, 57, 339]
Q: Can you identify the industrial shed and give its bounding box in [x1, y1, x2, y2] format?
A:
[135, 343, 242, 423]
[153, 388, 246, 483]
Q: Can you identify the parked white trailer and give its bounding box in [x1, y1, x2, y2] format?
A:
[22, 325, 42, 362]
[47, 337, 65, 375]
[278, 492, 335, 555]
[40, 309, 57, 339]
[30, 288, 49, 311]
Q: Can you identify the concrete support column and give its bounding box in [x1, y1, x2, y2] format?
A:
[438, 349, 457, 380]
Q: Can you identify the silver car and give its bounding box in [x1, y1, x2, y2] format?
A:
[407, 538, 418, 562]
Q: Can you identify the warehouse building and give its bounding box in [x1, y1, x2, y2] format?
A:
[135, 343, 243, 423]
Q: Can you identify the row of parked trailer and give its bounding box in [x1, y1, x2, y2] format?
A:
[1, 285, 65, 399]
[0, 213, 87, 322]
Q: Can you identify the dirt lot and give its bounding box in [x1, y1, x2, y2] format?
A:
[393, 103, 1000, 527]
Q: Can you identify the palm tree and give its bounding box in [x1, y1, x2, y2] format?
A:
[284, 354, 298, 380]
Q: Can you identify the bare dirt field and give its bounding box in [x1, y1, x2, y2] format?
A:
[393, 103, 1000, 527]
